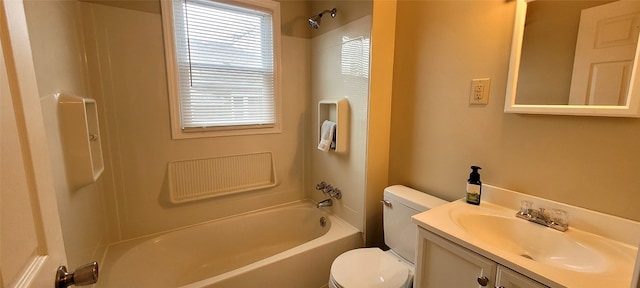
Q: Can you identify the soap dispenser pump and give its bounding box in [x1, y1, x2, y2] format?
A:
[466, 166, 482, 205]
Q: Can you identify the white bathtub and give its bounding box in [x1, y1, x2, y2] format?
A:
[96, 201, 362, 288]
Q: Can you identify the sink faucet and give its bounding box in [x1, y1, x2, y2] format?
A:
[317, 199, 332, 208]
[516, 202, 569, 232]
[530, 208, 552, 225]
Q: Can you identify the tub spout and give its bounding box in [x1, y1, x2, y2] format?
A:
[317, 199, 332, 208]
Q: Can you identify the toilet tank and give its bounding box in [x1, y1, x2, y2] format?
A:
[383, 185, 448, 263]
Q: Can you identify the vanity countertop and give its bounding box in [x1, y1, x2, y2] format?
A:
[412, 184, 640, 288]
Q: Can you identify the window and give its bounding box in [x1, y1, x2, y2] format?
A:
[161, 0, 281, 138]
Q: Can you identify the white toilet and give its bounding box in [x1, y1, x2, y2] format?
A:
[329, 185, 448, 288]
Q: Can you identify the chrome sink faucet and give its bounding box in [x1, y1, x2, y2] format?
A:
[516, 201, 569, 232]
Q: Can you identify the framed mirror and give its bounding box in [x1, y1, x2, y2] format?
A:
[505, 0, 640, 117]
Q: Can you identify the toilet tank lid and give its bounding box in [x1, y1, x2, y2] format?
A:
[384, 185, 448, 211]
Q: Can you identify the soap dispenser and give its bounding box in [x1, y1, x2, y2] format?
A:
[466, 166, 482, 205]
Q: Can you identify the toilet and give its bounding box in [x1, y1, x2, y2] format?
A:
[329, 185, 448, 288]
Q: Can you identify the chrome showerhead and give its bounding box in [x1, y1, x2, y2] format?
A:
[308, 16, 321, 30]
[308, 8, 337, 30]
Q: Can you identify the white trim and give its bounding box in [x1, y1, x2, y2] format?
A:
[504, 0, 640, 118]
[1, 0, 68, 286]
[160, 0, 282, 139]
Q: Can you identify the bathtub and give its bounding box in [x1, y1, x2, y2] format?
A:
[96, 201, 362, 288]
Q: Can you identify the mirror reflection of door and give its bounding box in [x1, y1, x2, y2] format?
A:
[569, 1, 640, 105]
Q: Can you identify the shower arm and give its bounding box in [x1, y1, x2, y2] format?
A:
[318, 8, 337, 19]
[308, 8, 337, 29]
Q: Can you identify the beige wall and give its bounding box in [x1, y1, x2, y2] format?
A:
[81, 2, 310, 240]
[80, 0, 312, 38]
[389, 0, 640, 222]
[23, 0, 109, 269]
[280, 0, 312, 38]
[364, 0, 396, 247]
[309, 0, 373, 38]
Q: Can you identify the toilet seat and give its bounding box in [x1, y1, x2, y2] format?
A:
[329, 248, 413, 288]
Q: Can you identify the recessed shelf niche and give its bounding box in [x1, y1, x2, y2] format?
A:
[57, 93, 104, 190]
[318, 98, 349, 153]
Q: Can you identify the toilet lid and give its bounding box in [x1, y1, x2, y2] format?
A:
[331, 248, 411, 288]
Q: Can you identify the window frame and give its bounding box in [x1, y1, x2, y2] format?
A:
[160, 0, 282, 139]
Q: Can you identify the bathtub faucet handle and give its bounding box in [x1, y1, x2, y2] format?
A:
[325, 184, 334, 194]
[315, 181, 327, 191]
[316, 181, 341, 199]
[328, 187, 342, 199]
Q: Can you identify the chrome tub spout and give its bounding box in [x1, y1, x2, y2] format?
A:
[317, 199, 332, 208]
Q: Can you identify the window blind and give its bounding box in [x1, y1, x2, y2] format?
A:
[172, 0, 275, 130]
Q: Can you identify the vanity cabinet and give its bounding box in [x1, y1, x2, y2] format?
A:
[415, 228, 548, 288]
[496, 266, 548, 288]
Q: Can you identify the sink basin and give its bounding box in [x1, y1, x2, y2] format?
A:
[453, 212, 609, 273]
[412, 186, 640, 288]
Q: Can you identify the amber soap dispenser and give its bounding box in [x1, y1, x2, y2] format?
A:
[466, 166, 482, 205]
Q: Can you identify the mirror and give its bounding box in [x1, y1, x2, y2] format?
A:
[505, 0, 640, 117]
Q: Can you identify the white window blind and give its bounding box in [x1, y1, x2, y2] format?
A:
[171, 0, 276, 130]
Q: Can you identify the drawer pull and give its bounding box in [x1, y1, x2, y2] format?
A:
[477, 276, 489, 286]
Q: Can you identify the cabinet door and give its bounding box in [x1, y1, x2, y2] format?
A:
[496, 265, 548, 288]
[416, 228, 497, 288]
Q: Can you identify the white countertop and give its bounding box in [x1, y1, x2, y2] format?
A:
[412, 184, 640, 288]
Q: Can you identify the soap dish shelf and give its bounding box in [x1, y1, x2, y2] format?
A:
[57, 93, 104, 190]
[318, 99, 349, 152]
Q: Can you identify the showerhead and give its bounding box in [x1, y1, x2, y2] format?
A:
[308, 16, 321, 30]
[308, 8, 337, 30]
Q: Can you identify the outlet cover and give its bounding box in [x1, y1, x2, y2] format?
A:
[470, 78, 490, 105]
